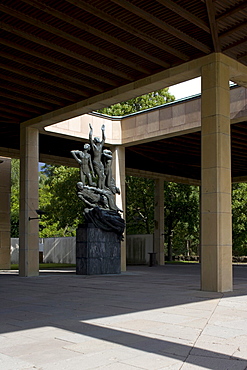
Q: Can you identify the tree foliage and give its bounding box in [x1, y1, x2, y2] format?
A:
[38, 165, 83, 237]
[126, 177, 200, 259]
[163, 182, 199, 259]
[232, 183, 247, 256]
[97, 88, 175, 116]
[10, 159, 20, 237]
[126, 177, 154, 235]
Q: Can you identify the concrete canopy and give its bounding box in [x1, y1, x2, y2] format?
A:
[1, 1, 247, 291]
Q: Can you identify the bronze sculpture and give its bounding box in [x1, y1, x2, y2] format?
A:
[71, 124, 125, 239]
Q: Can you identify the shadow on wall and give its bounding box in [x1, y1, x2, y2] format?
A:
[11, 237, 76, 264]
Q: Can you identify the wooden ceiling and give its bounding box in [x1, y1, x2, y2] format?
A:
[1, 0, 247, 127]
[0, 0, 247, 180]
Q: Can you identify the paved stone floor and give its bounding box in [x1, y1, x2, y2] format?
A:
[0, 264, 247, 370]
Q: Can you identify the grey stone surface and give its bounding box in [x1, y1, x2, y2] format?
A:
[1, 264, 247, 369]
[76, 223, 121, 275]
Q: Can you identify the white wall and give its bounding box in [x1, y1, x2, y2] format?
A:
[126, 234, 153, 265]
[11, 237, 76, 264]
[43, 237, 75, 264]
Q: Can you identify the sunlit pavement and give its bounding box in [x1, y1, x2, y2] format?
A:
[1, 264, 247, 369]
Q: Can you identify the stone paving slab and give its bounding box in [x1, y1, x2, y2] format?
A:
[0, 264, 247, 369]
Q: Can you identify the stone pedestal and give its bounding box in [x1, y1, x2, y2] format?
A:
[76, 223, 121, 275]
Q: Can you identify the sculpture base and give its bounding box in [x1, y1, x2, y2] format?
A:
[76, 223, 121, 275]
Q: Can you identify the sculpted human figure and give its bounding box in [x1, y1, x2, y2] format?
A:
[102, 149, 112, 189]
[89, 123, 105, 189]
[102, 149, 120, 194]
[71, 144, 95, 186]
[77, 182, 122, 212]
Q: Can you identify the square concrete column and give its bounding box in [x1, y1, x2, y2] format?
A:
[112, 146, 126, 271]
[0, 157, 11, 269]
[154, 178, 164, 265]
[201, 59, 232, 292]
[19, 126, 39, 277]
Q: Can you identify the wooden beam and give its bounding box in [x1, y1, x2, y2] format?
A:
[0, 106, 31, 118]
[0, 74, 77, 102]
[223, 37, 247, 52]
[1, 51, 102, 94]
[157, 0, 210, 33]
[205, 0, 221, 52]
[216, 1, 247, 22]
[0, 91, 54, 110]
[0, 23, 133, 82]
[2, 83, 65, 106]
[111, 0, 211, 53]
[22, 0, 170, 69]
[1, 100, 42, 114]
[219, 21, 247, 40]
[237, 51, 247, 60]
[0, 4, 149, 77]
[0, 112, 21, 121]
[67, 0, 189, 61]
[0, 38, 115, 88]
[0, 62, 90, 98]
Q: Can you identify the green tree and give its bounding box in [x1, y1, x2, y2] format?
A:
[164, 183, 199, 260]
[10, 159, 20, 237]
[232, 183, 247, 256]
[39, 165, 83, 237]
[125, 177, 200, 259]
[126, 176, 154, 234]
[98, 88, 175, 116]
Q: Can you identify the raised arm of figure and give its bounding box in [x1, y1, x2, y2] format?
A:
[89, 123, 94, 146]
[71, 150, 82, 165]
[101, 124, 106, 144]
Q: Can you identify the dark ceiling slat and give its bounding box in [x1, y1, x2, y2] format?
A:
[238, 51, 247, 60]
[0, 21, 133, 81]
[0, 74, 77, 102]
[1, 99, 42, 114]
[219, 21, 247, 39]
[2, 82, 65, 106]
[0, 38, 115, 88]
[0, 111, 21, 121]
[0, 62, 90, 98]
[130, 153, 200, 171]
[0, 120, 19, 124]
[22, 0, 170, 69]
[142, 141, 200, 156]
[223, 37, 247, 52]
[1, 51, 101, 94]
[111, 0, 211, 53]
[205, 0, 221, 52]
[0, 91, 54, 110]
[67, 0, 189, 61]
[216, 1, 247, 22]
[0, 106, 30, 118]
[156, 0, 210, 33]
[0, 4, 151, 76]
[231, 127, 247, 137]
